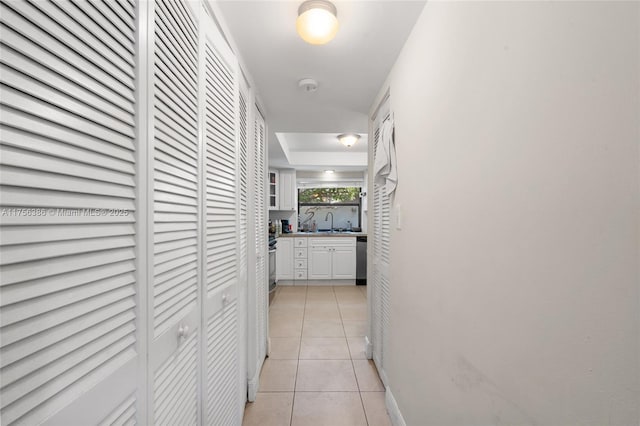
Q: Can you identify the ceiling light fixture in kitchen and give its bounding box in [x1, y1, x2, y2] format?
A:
[337, 133, 360, 148]
[296, 0, 339, 45]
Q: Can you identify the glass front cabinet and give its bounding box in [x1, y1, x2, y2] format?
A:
[268, 169, 278, 210]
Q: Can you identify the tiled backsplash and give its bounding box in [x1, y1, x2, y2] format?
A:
[299, 205, 359, 230]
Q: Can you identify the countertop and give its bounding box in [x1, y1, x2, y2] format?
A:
[277, 232, 367, 238]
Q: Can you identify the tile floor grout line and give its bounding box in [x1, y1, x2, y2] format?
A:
[289, 284, 308, 426]
[337, 286, 371, 426]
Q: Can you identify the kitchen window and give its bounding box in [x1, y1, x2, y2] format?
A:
[298, 187, 362, 231]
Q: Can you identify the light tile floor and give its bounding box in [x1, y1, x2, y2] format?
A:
[242, 285, 392, 426]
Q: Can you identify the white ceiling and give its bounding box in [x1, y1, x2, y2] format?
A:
[275, 132, 368, 170]
[216, 0, 426, 170]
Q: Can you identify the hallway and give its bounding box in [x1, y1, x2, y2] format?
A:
[242, 286, 391, 426]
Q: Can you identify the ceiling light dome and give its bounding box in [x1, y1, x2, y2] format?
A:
[338, 133, 360, 148]
[296, 0, 339, 45]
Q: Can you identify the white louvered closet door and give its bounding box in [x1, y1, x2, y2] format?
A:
[371, 102, 391, 386]
[0, 0, 140, 424]
[247, 106, 267, 401]
[149, 1, 201, 425]
[236, 73, 251, 419]
[200, 5, 243, 425]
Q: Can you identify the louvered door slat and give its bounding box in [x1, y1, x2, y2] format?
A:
[35, 1, 134, 70]
[154, 77, 198, 129]
[1, 278, 134, 332]
[0, 9, 133, 105]
[0, 28, 134, 114]
[206, 301, 239, 424]
[0, 86, 134, 150]
[2, 311, 134, 385]
[4, 1, 134, 91]
[154, 3, 197, 79]
[0, 107, 135, 163]
[86, 0, 136, 39]
[68, 0, 135, 54]
[0, 1, 138, 424]
[98, 394, 137, 426]
[1, 48, 135, 126]
[0, 127, 133, 176]
[153, 333, 198, 426]
[155, 0, 197, 61]
[0, 64, 131, 137]
[0, 260, 135, 304]
[25, 0, 134, 80]
[0, 144, 134, 186]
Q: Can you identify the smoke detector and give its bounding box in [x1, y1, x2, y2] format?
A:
[298, 78, 318, 92]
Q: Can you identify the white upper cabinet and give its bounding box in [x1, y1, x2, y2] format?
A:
[278, 169, 296, 211]
[268, 169, 278, 210]
[268, 169, 296, 211]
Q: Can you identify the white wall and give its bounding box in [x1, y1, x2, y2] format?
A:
[376, 2, 639, 424]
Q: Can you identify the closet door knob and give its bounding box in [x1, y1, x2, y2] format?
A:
[178, 324, 189, 338]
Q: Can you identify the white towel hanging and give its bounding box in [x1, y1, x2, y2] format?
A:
[373, 115, 397, 196]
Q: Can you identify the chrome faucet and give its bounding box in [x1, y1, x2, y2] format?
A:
[325, 212, 334, 232]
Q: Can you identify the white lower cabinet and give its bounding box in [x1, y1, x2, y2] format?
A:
[277, 238, 294, 280]
[307, 238, 357, 280]
[332, 246, 357, 279]
[308, 246, 333, 280]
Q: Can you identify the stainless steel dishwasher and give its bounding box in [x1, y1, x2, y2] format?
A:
[356, 236, 367, 285]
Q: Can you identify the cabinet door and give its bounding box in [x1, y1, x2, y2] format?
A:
[279, 170, 294, 211]
[308, 247, 331, 280]
[276, 239, 294, 280]
[268, 170, 278, 210]
[332, 246, 357, 279]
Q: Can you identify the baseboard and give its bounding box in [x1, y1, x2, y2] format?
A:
[364, 335, 373, 359]
[385, 386, 407, 426]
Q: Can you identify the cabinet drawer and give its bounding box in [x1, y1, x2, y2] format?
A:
[294, 237, 308, 248]
[294, 270, 308, 280]
[309, 237, 356, 247]
[294, 248, 307, 258]
[295, 259, 307, 269]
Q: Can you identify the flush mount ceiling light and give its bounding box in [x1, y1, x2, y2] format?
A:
[324, 170, 335, 174]
[296, 0, 339, 45]
[337, 133, 360, 148]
